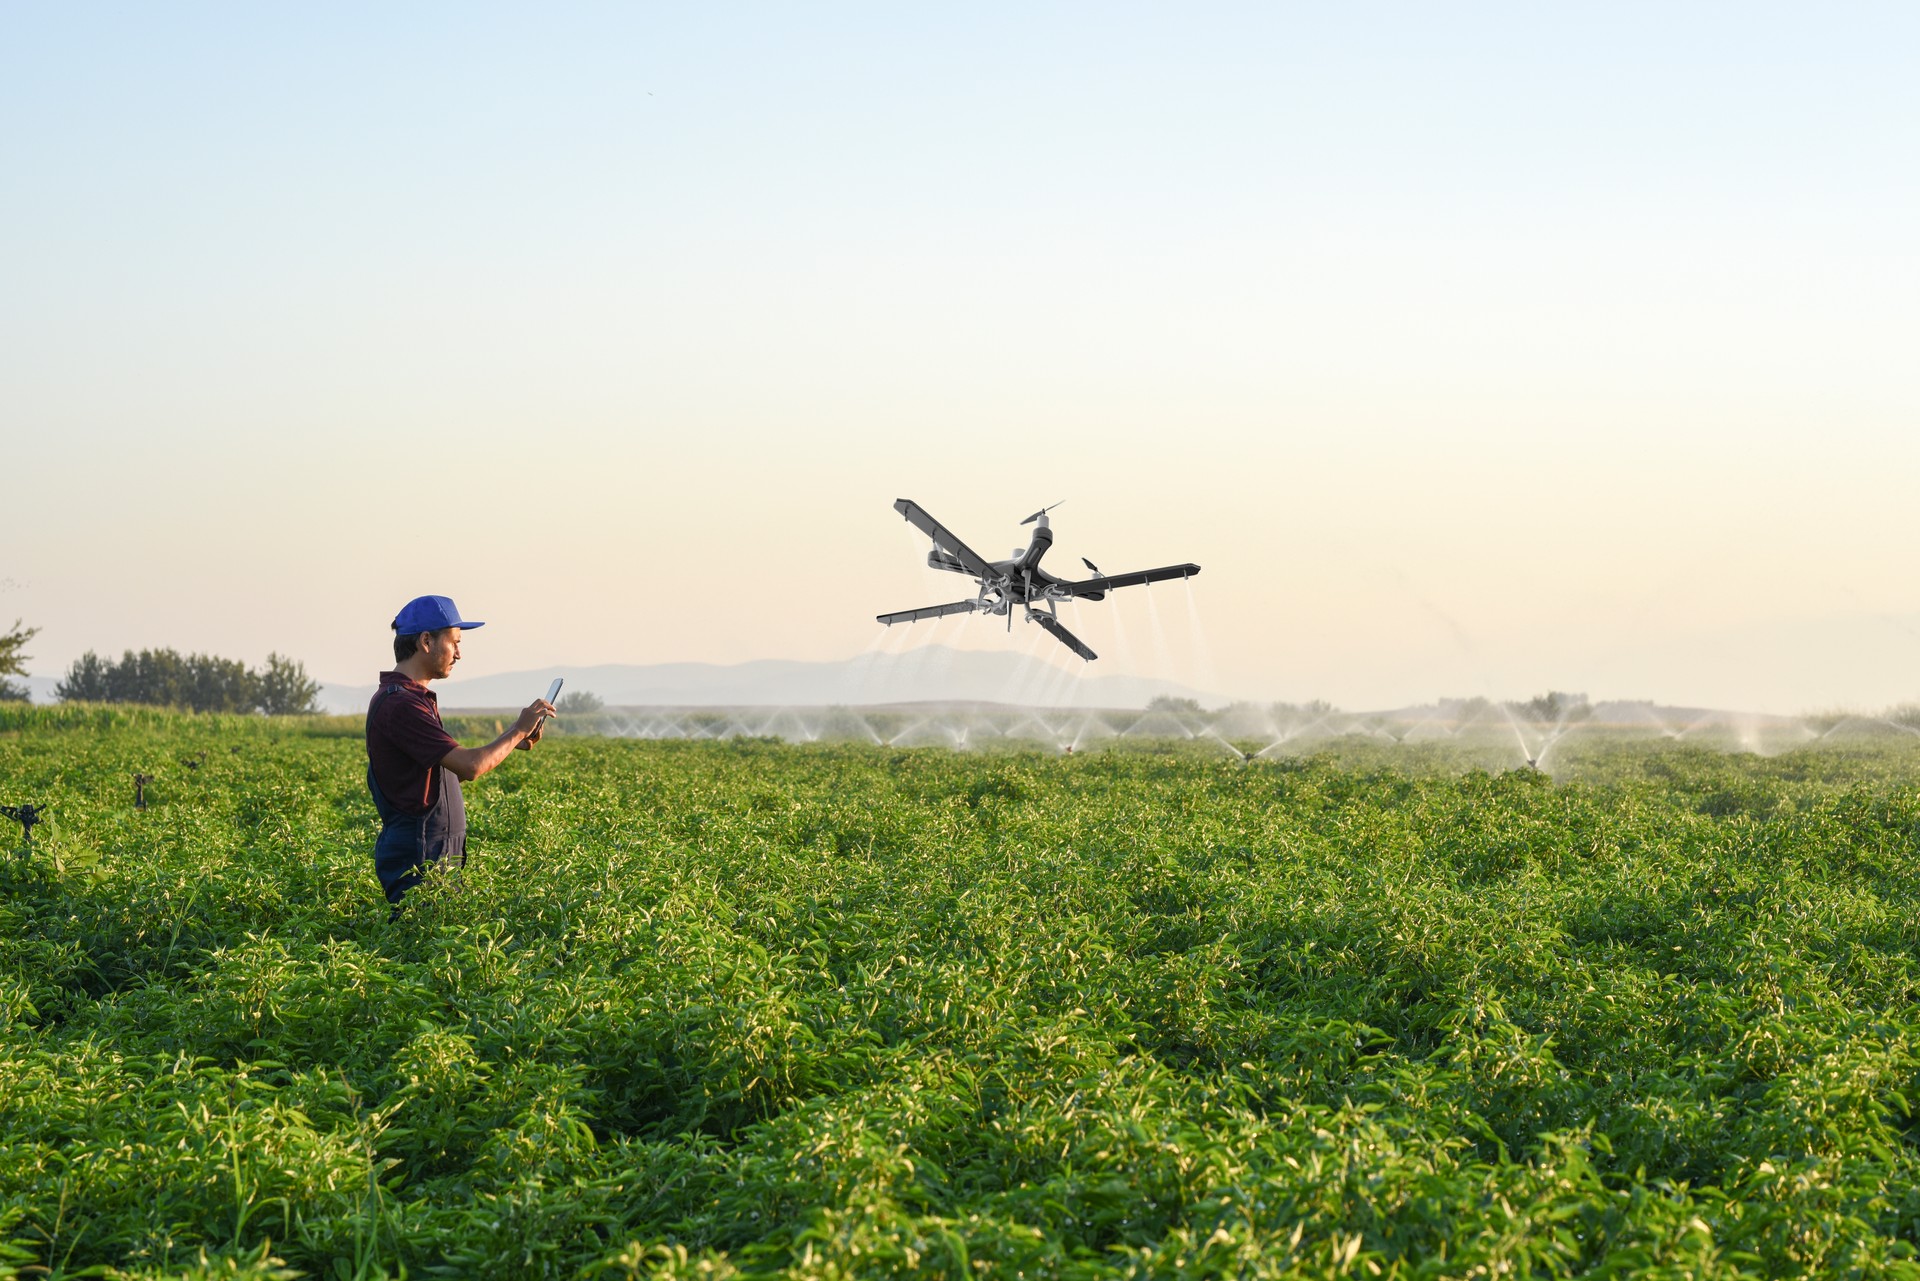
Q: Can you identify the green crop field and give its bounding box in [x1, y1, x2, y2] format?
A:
[7, 709, 1920, 1279]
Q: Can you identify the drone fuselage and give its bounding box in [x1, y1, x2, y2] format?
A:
[925, 515, 1102, 615]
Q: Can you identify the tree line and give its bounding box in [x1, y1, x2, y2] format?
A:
[2, 618, 322, 714]
[56, 648, 321, 714]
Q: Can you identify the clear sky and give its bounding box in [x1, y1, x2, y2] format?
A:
[5, 3, 1918, 712]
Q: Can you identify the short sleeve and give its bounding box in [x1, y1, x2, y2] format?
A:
[384, 696, 461, 769]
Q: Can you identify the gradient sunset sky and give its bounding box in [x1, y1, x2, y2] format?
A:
[5, 3, 1918, 711]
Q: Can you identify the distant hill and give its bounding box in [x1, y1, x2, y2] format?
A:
[315, 644, 1221, 713]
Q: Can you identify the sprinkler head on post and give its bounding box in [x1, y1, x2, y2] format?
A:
[1, 803, 44, 847]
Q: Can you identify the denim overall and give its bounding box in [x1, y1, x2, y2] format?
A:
[367, 685, 467, 908]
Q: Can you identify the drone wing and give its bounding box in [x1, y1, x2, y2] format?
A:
[876, 599, 983, 626]
[1062, 563, 1201, 598]
[1033, 611, 1098, 661]
[894, 499, 998, 579]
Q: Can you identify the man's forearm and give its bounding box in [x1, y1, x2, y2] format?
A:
[441, 727, 529, 782]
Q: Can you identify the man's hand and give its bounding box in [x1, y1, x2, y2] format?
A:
[442, 700, 559, 780]
[513, 699, 556, 750]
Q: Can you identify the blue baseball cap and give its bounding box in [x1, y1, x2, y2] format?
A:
[391, 595, 486, 634]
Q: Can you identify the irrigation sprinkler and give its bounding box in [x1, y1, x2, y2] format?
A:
[134, 773, 152, 810]
[1, 802, 45, 850]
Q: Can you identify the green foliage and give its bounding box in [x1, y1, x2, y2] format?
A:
[7, 716, 1920, 1276]
[1520, 691, 1592, 725]
[556, 689, 606, 715]
[55, 649, 320, 715]
[0, 619, 35, 702]
[255, 653, 322, 716]
[1146, 695, 1204, 716]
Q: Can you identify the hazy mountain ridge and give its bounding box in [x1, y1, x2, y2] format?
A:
[313, 645, 1219, 714]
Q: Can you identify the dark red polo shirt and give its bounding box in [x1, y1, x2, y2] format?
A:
[366, 671, 461, 815]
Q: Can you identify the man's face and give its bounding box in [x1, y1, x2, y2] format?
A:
[421, 628, 462, 680]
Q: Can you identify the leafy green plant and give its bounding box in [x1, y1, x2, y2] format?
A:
[7, 715, 1920, 1275]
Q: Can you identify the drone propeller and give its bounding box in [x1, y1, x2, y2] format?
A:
[1081, 557, 1103, 577]
[1019, 500, 1065, 526]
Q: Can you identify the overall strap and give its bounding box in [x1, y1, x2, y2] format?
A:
[367, 681, 440, 812]
[365, 681, 398, 728]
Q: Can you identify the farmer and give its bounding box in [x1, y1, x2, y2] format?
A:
[365, 595, 556, 913]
